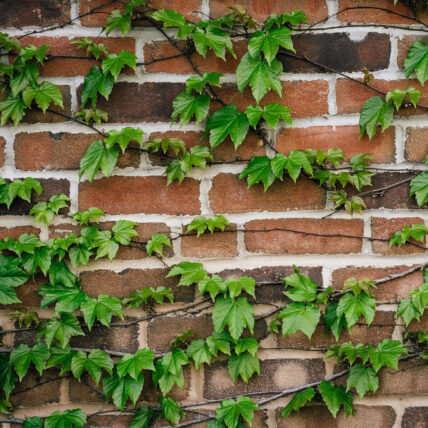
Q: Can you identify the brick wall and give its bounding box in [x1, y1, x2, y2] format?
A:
[0, 0, 427, 427]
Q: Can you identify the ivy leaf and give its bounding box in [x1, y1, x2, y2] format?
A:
[216, 397, 258, 428]
[359, 96, 394, 140]
[73, 207, 105, 225]
[337, 292, 375, 329]
[44, 409, 86, 428]
[123, 286, 174, 307]
[283, 268, 318, 302]
[81, 66, 114, 108]
[410, 171, 428, 207]
[0, 93, 26, 127]
[225, 276, 256, 299]
[146, 233, 171, 256]
[48, 260, 77, 287]
[186, 72, 223, 93]
[79, 140, 119, 182]
[276, 302, 320, 339]
[0, 354, 17, 400]
[248, 27, 294, 65]
[172, 91, 210, 125]
[46, 344, 75, 375]
[112, 220, 138, 245]
[10, 343, 50, 381]
[239, 156, 275, 191]
[71, 349, 113, 384]
[8, 177, 42, 204]
[10, 62, 39, 96]
[319, 380, 355, 418]
[102, 50, 137, 79]
[145, 137, 186, 156]
[404, 41, 428, 85]
[186, 339, 212, 369]
[167, 262, 207, 286]
[280, 388, 315, 419]
[323, 302, 348, 341]
[80, 294, 123, 330]
[346, 363, 379, 399]
[103, 371, 144, 410]
[227, 351, 260, 383]
[21, 246, 52, 276]
[397, 297, 421, 326]
[104, 127, 144, 152]
[205, 104, 249, 148]
[39, 283, 86, 314]
[212, 296, 254, 340]
[206, 330, 233, 357]
[69, 245, 94, 269]
[368, 339, 407, 372]
[161, 349, 188, 376]
[104, 9, 131, 36]
[23, 417, 44, 428]
[149, 9, 186, 27]
[411, 282, 428, 313]
[159, 396, 185, 426]
[236, 53, 283, 103]
[187, 215, 230, 237]
[22, 81, 63, 113]
[245, 103, 292, 128]
[117, 348, 155, 380]
[39, 313, 84, 348]
[130, 407, 153, 428]
[193, 24, 235, 60]
[385, 87, 420, 110]
[0, 255, 28, 304]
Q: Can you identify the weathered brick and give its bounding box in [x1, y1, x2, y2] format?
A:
[276, 405, 396, 428]
[10, 368, 62, 406]
[77, 82, 185, 122]
[276, 126, 396, 164]
[332, 265, 424, 303]
[204, 358, 325, 399]
[209, 174, 326, 213]
[0, 178, 70, 216]
[218, 266, 323, 304]
[210, 0, 328, 24]
[0, 225, 40, 240]
[245, 218, 363, 255]
[336, 78, 428, 115]
[377, 359, 428, 395]
[80, 268, 194, 302]
[214, 81, 329, 118]
[0, 137, 5, 168]
[14, 132, 140, 171]
[371, 217, 426, 255]
[78, 176, 200, 215]
[338, 0, 428, 24]
[0, 0, 70, 27]
[402, 407, 428, 428]
[282, 33, 390, 73]
[405, 127, 428, 162]
[17, 36, 135, 76]
[86, 414, 133, 428]
[277, 311, 396, 349]
[408, 312, 428, 333]
[69, 373, 104, 403]
[181, 225, 238, 258]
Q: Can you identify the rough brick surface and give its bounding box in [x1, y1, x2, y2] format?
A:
[401, 407, 428, 428]
[405, 127, 428, 162]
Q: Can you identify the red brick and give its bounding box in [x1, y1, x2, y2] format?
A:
[4, 276, 44, 311]
[17, 36, 135, 77]
[276, 405, 395, 428]
[277, 311, 396, 349]
[338, 0, 428, 24]
[277, 125, 395, 164]
[203, 358, 325, 399]
[371, 217, 426, 255]
[14, 132, 139, 171]
[405, 128, 428, 162]
[408, 311, 428, 333]
[0, 0, 71, 27]
[80, 268, 194, 302]
[210, 0, 328, 24]
[215, 81, 329, 118]
[181, 225, 238, 258]
[0, 226, 39, 240]
[332, 265, 424, 303]
[336, 78, 428, 115]
[402, 407, 428, 428]
[144, 39, 247, 74]
[245, 218, 363, 255]
[78, 176, 200, 215]
[79, 0, 201, 27]
[209, 173, 326, 213]
[0, 137, 5, 168]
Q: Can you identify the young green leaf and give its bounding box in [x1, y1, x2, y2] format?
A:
[22, 81, 63, 113]
[159, 396, 185, 426]
[73, 207, 105, 225]
[80, 294, 124, 330]
[336, 292, 376, 329]
[245, 103, 292, 128]
[198, 274, 226, 301]
[172, 91, 210, 125]
[166, 261, 207, 286]
[280, 388, 315, 419]
[324, 302, 348, 341]
[102, 371, 144, 410]
[404, 41, 428, 85]
[276, 302, 320, 339]
[397, 297, 422, 326]
[215, 396, 258, 428]
[44, 409, 86, 428]
[186, 339, 212, 369]
[227, 351, 260, 383]
[346, 363, 379, 399]
[39, 313, 84, 348]
[410, 171, 428, 206]
[385, 87, 420, 110]
[117, 348, 155, 380]
[71, 349, 113, 384]
[8, 177, 42, 204]
[186, 72, 223, 93]
[81, 66, 114, 108]
[368, 339, 407, 372]
[130, 407, 153, 428]
[9, 342, 50, 381]
[0, 93, 26, 127]
[225, 276, 256, 299]
[146, 233, 171, 256]
[102, 50, 137, 79]
[283, 268, 318, 302]
[239, 156, 275, 191]
[359, 96, 394, 140]
[104, 127, 144, 152]
[104, 9, 131, 36]
[319, 380, 355, 418]
[122, 286, 174, 307]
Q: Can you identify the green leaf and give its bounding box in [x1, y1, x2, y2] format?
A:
[187, 215, 231, 237]
[206, 330, 232, 357]
[22, 81, 63, 113]
[248, 27, 294, 65]
[186, 72, 223, 93]
[193, 24, 235, 60]
[10, 343, 50, 381]
[368, 339, 407, 372]
[172, 91, 210, 125]
[337, 292, 375, 329]
[68, 245, 94, 269]
[385, 87, 420, 110]
[276, 302, 321, 339]
[146, 233, 171, 256]
[410, 171, 428, 206]
[19, 44, 49, 63]
[0, 93, 26, 127]
[122, 286, 174, 307]
[73, 207, 105, 225]
[0, 255, 28, 304]
[359, 96, 394, 140]
[71, 349, 113, 384]
[10, 62, 39, 96]
[0, 354, 17, 400]
[319, 380, 355, 418]
[205, 104, 249, 148]
[103, 371, 144, 410]
[46, 344, 75, 375]
[130, 407, 153, 428]
[239, 156, 275, 191]
[104, 9, 131, 36]
[21, 246, 52, 276]
[145, 137, 186, 156]
[227, 351, 260, 383]
[280, 388, 315, 418]
[104, 127, 144, 152]
[236, 53, 282, 103]
[39, 283, 86, 314]
[397, 297, 421, 326]
[234, 338, 258, 356]
[404, 41, 428, 85]
[39, 313, 84, 348]
[159, 396, 184, 426]
[80, 294, 123, 330]
[112, 220, 138, 245]
[44, 409, 86, 428]
[102, 50, 137, 79]
[283, 268, 318, 302]
[79, 140, 119, 182]
[81, 66, 114, 108]
[48, 260, 77, 287]
[117, 348, 155, 380]
[347, 363, 379, 399]
[225, 276, 256, 299]
[216, 396, 258, 428]
[245, 103, 292, 128]
[411, 282, 428, 313]
[8, 177, 42, 204]
[212, 296, 254, 340]
[150, 9, 186, 27]
[186, 339, 212, 369]
[166, 262, 207, 286]
[23, 416, 44, 428]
